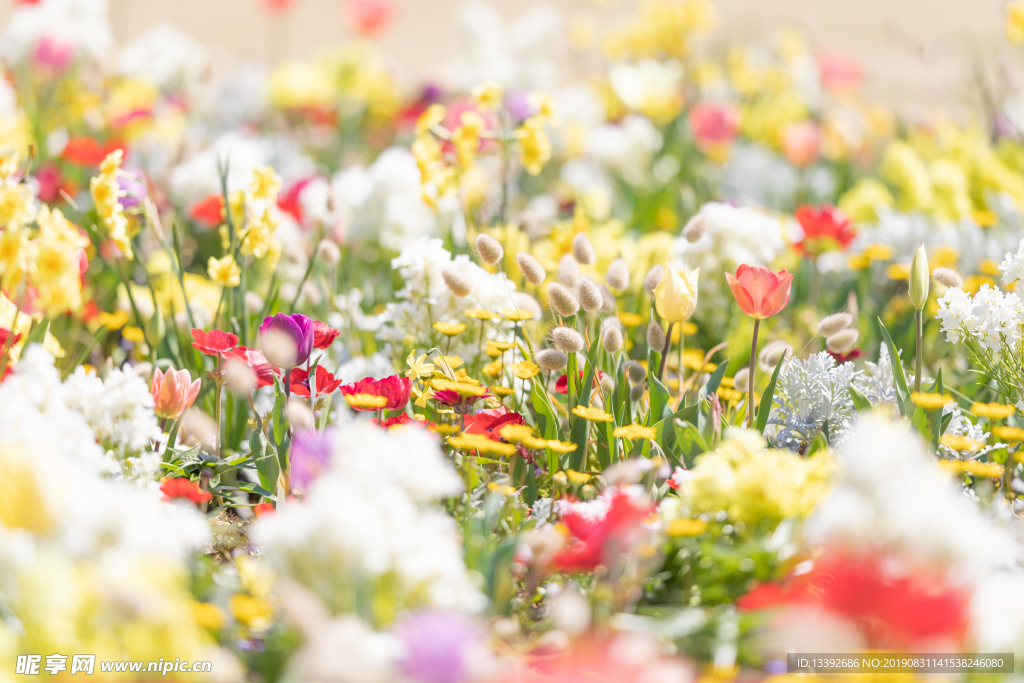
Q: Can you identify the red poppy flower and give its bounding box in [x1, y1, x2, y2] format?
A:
[191, 328, 239, 357]
[61, 137, 126, 166]
[555, 370, 606, 395]
[738, 549, 969, 649]
[160, 477, 212, 504]
[463, 408, 524, 441]
[223, 345, 280, 388]
[794, 204, 856, 257]
[313, 320, 340, 349]
[289, 365, 343, 397]
[554, 488, 654, 572]
[340, 374, 412, 411]
[189, 194, 224, 227]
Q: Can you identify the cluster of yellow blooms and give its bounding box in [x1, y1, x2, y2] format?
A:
[412, 83, 556, 209]
[675, 430, 836, 530]
[207, 166, 284, 287]
[89, 150, 134, 260]
[602, 0, 716, 60]
[0, 153, 88, 317]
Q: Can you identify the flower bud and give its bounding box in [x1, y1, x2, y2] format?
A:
[601, 318, 623, 353]
[759, 339, 792, 369]
[682, 212, 708, 242]
[625, 360, 646, 383]
[317, 239, 341, 265]
[557, 254, 581, 288]
[646, 321, 665, 352]
[442, 266, 473, 298]
[547, 282, 580, 317]
[514, 292, 542, 320]
[516, 252, 546, 285]
[909, 243, 929, 310]
[732, 368, 749, 392]
[629, 382, 646, 402]
[643, 264, 664, 296]
[476, 233, 504, 265]
[932, 267, 963, 289]
[572, 233, 596, 265]
[606, 258, 630, 291]
[826, 328, 860, 353]
[552, 326, 585, 353]
[577, 278, 603, 312]
[817, 312, 853, 338]
[654, 264, 699, 323]
[535, 348, 568, 371]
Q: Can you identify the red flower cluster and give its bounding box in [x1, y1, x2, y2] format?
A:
[737, 549, 969, 649]
[340, 374, 412, 411]
[160, 477, 212, 504]
[794, 204, 856, 257]
[554, 489, 654, 572]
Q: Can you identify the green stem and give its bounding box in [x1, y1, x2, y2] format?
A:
[215, 355, 223, 459]
[748, 318, 760, 428]
[915, 309, 923, 393]
[658, 322, 674, 381]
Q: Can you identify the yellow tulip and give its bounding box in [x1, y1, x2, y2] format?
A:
[654, 264, 699, 323]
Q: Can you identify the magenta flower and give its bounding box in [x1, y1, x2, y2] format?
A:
[259, 313, 314, 368]
[291, 429, 332, 494]
[393, 610, 483, 683]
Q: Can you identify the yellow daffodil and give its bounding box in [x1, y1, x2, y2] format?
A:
[613, 423, 657, 440]
[572, 405, 614, 422]
[471, 81, 504, 110]
[654, 263, 700, 323]
[249, 166, 282, 202]
[207, 254, 241, 288]
[406, 352, 435, 379]
[970, 402, 1016, 420]
[667, 518, 708, 537]
[911, 392, 953, 410]
[433, 321, 467, 336]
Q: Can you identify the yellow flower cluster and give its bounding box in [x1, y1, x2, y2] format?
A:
[602, 0, 715, 60]
[90, 150, 134, 260]
[678, 430, 835, 528]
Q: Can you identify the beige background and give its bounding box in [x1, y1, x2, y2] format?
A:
[5, 0, 1020, 115]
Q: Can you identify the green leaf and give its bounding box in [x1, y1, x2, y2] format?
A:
[849, 385, 872, 412]
[568, 341, 602, 471]
[251, 431, 279, 498]
[25, 317, 50, 347]
[703, 361, 729, 396]
[878, 318, 911, 417]
[647, 373, 671, 427]
[755, 354, 786, 433]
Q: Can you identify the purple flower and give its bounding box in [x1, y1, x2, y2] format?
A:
[259, 313, 314, 368]
[393, 611, 482, 683]
[291, 429, 331, 493]
[117, 171, 148, 210]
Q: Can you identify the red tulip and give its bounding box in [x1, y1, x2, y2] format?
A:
[340, 374, 412, 412]
[725, 265, 793, 320]
[463, 408, 524, 441]
[289, 365, 343, 397]
[313, 320, 340, 349]
[151, 367, 201, 419]
[160, 477, 212, 504]
[794, 204, 856, 257]
[191, 328, 239, 357]
[223, 346, 280, 388]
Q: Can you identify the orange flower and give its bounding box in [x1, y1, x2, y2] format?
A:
[725, 265, 794, 319]
[151, 367, 201, 420]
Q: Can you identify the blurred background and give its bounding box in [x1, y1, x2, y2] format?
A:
[2, 0, 1014, 116]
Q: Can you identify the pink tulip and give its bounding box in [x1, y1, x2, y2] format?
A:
[151, 367, 201, 420]
[782, 121, 820, 167]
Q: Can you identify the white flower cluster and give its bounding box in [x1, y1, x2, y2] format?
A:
[254, 421, 486, 616]
[769, 351, 860, 450]
[1, 0, 114, 66]
[723, 142, 836, 210]
[1000, 238, 1024, 286]
[936, 284, 1024, 352]
[809, 416, 1024, 650]
[63, 364, 162, 458]
[676, 201, 788, 326]
[377, 236, 517, 361]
